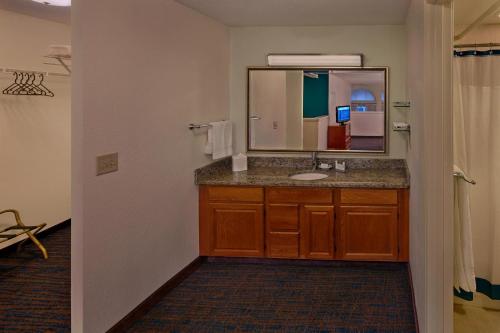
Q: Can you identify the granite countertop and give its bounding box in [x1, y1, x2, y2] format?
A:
[195, 157, 410, 189]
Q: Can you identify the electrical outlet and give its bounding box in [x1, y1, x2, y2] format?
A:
[96, 153, 118, 176]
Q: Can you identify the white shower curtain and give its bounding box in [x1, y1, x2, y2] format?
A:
[454, 51, 500, 299]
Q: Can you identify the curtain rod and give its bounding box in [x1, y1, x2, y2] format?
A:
[454, 43, 500, 49]
[454, 42, 500, 48]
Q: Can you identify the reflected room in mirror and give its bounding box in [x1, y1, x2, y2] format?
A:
[247, 67, 388, 153]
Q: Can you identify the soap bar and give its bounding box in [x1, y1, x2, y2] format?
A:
[232, 153, 248, 172]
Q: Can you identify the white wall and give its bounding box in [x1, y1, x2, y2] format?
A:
[303, 116, 328, 151]
[249, 70, 304, 150]
[406, 1, 426, 325]
[0, 9, 70, 249]
[285, 71, 303, 150]
[329, 73, 351, 126]
[72, 1, 229, 332]
[455, 24, 500, 44]
[249, 70, 287, 149]
[406, 0, 454, 332]
[230, 25, 408, 158]
[350, 112, 385, 136]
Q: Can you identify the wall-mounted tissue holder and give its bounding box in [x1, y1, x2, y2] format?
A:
[393, 122, 411, 132]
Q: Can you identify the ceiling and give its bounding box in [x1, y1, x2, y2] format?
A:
[3, 0, 496, 30]
[455, 0, 500, 26]
[175, 0, 411, 26]
[0, 0, 70, 25]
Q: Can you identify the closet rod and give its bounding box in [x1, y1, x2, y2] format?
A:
[454, 0, 500, 41]
[454, 43, 500, 49]
[0, 67, 70, 77]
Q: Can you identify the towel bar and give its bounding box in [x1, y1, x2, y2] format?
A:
[188, 123, 212, 130]
[189, 120, 228, 130]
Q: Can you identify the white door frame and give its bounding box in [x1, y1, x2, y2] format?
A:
[423, 1, 454, 332]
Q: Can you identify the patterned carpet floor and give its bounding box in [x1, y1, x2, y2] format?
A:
[0, 224, 71, 333]
[128, 259, 417, 333]
[0, 226, 417, 333]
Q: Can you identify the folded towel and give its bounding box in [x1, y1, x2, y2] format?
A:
[205, 121, 232, 160]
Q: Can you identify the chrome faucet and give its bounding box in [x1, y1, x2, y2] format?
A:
[311, 152, 318, 170]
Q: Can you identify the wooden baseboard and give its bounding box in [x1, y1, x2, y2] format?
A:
[0, 218, 71, 255]
[107, 256, 205, 333]
[407, 263, 420, 333]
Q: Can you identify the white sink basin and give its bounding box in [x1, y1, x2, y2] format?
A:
[289, 172, 329, 181]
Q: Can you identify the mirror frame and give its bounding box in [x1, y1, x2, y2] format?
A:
[246, 66, 389, 154]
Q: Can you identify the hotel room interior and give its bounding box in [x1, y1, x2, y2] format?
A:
[0, 0, 499, 332]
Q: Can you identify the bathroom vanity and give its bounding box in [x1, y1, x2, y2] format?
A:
[195, 66, 408, 262]
[196, 158, 409, 262]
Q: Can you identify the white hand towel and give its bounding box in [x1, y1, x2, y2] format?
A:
[205, 127, 213, 154]
[223, 121, 233, 158]
[206, 121, 232, 160]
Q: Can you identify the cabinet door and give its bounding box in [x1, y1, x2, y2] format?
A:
[300, 205, 334, 259]
[208, 203, 264, 257]
[266, 204, 300, 258]
[338, 206, 398, 261]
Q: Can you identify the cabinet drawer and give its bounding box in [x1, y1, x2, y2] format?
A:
[207, 186, 264, 203]
[267, 188, 333, 204]
[267, 204, 299, 231]
[267, 232, 299, 258]
[340, 189, 398, 205]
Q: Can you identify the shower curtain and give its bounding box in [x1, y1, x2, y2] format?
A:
[454, 49, 500, 300]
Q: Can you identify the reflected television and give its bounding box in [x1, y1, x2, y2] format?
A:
[336, 105, 351, 124]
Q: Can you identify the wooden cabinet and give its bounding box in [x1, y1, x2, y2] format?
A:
[337, 206, 398, 261]
[200, 186, 264, 257]
[336, 189, 407, 262]
[301, 205, 335, 259]
[266, 203, 300, 258]
[266, 188, 334, 260]
[208, 203, 264, 257]
[199, 185, 409, 262]
[328, 123, 351, 150]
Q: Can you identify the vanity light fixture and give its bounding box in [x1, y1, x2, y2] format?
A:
[32, 0, 71, 6]
[267, 54, 363, 67]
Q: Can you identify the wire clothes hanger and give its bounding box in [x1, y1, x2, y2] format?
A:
[2, 71, 54, 97]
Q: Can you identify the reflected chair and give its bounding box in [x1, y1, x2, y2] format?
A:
[0, 209, 48, 259]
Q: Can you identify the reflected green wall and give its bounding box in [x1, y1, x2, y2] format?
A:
[303, 74, 329, 118]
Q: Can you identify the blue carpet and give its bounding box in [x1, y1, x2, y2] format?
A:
[128, 259, 417, 333]
[0, 226, 417, 333]
[0, 225, 70, 333]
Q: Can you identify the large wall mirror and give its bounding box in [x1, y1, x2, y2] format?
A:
[247, 67, 388, 153]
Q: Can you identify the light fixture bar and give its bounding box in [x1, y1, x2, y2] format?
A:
[31, 0, 71, 6]
[267, 54, 363, 67]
